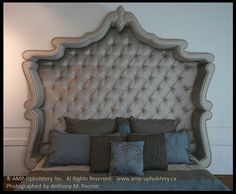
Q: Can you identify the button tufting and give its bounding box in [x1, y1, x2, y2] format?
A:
[156, 108, 160, 113]
[157, 86, 161, 91]
[170, 108, 174, 113]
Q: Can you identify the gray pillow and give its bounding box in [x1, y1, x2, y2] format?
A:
[115, 117, 131, 134]
[64, 117, 117, 134]
[43, 130, 90, 167]
[164, 130, 192, 164]
[109, 141, 144, 176]
[90, 134, 127, 172]
[130, 116, 177, 134]
[128, 134, 168, 170]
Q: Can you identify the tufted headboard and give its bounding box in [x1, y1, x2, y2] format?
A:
[22, 6, 214, 170]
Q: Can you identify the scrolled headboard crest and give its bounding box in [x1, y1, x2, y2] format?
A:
[22, 6, 214, 169]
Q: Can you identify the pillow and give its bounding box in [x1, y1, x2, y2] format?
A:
[64, 117, 117, 134]
[130, 116, 177, 134]
[109, 141, 144, 176]
[115, 117, 131, 134]
[43, 130, 90, 167]
[164, 130, 192, 164]
[90, 134, 127, 172]
[128, 134, 168, 170]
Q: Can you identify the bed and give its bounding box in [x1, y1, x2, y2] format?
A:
[19, 6, 229, 191]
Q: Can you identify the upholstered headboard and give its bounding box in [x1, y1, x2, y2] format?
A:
[22, 6, 214, 170]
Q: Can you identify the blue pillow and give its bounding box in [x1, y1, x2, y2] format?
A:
[164, 130, 192, 164]
[115, 117, 131, 134]
[109, 141, 144, 176]
[43, 130, 91, 167]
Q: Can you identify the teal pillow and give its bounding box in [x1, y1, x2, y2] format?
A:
[115, 117, 131, 134]
[164, 130, 192, 164]
[43, 130, 91, 167]
[109, 141, 144, 176]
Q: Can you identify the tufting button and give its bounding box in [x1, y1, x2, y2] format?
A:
[185, 65, 190, 70]
[183, 85, 190, 91]
[170, 86, 175, 92]
[177, 75, 183, 81]
[164, 76, 168, 81]
[163, 97, 168, 103]
[163, 53, 168, 59]
[156, 108, 160, 113]
[171, 65, 175, 70]
[127, 107, 131, 113]
[157, 86, 161, 92]
[104, 97, 108, 102]
[141, 108, 146, 113]
[170, 108, 174, 113]
[119, 97, 124, 102]
[149, 76, 154, 81]
[176, 96, 181, 102]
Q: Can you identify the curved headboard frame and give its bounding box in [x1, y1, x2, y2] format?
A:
[22, 6, 214, 170]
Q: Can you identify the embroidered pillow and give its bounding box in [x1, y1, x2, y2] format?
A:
[109, 141, 144, 176]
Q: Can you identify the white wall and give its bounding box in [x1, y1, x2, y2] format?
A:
[4, 3, 233, 175]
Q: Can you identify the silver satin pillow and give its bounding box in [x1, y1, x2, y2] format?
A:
[64, 117, 117, 134]
[130, 116, 177, 134]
